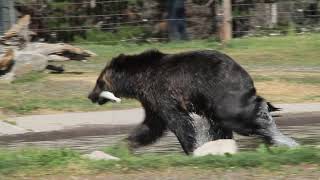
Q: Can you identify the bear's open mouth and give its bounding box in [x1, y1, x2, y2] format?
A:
[99, 91, 121, 103]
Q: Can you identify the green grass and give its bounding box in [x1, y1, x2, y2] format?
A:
[74, 27, 146, 45]
[0, 76, 141, 114]
[0, 148, 81, 175]
[11, 72, 46, 84]
[252, 74, 320, 85]
[1, 34, 320, 115]
[251, 75, 274, 82]
[76, 34, 320, 71]
[0, 145, 319, 176]
[279, 76, 320, 85]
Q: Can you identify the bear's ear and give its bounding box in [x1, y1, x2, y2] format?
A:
[116, 54, 127, 64]
[116, 54, 127, 61]
[110, 53, 126, 67]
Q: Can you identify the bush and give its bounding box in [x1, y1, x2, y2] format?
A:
[74, 26, 148, 45]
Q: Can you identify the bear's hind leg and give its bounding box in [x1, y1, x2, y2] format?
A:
[253, 108, 299, 147]
[230, 102, 299, 148]
[127, 111, 167, 148]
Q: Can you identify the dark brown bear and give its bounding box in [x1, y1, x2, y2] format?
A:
[88, 49, 298, 154]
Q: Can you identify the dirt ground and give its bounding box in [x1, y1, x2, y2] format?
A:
[5, 165, 320, 180]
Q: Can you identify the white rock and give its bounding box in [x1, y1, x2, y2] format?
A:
[0, 121, 30, 135]
[82, 151, 120, 161]
[193, 139, 238, 157]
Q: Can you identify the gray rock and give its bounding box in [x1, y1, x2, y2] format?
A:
[193, 139, 238, 157]
[82, 151, 120, 161]
[12, 51, 48, 77]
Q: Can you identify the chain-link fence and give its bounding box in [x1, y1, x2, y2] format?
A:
[1, 0, 319, 44]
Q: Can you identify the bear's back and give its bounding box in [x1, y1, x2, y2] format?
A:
[109, 49, 253, 90]
[109, 49, 236, 70]
[159, 50, 248, 80]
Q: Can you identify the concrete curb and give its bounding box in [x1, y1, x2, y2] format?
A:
[3, 108, 144, 135]
[276, 103, 320, 114]
[1, 103, 320, 136]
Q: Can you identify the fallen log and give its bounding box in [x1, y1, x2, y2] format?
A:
[46, 65, 64, 73]
[0, 15, 98, 82]
[0, 49, 14, 70]
[24, 43, 97, 60]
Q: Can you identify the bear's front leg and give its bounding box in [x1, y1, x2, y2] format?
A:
[161, 109, 197, 155]
[127, 110, 167, 148]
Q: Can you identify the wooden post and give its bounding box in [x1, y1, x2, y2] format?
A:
[222, 0, 232, 43]
[270, 2, 278, 28]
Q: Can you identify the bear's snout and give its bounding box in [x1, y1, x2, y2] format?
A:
[88, 91, 110, 105]
[88, 91, 99, 103]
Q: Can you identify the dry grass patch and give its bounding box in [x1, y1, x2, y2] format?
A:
[256, 81, 320, 103]
[47, 73, 98, 83]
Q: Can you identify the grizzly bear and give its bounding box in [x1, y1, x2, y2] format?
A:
[88, 49, 298, 154]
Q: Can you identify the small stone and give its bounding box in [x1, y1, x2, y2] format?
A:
[193, 139, 238, 157]
[82, 151, 120, 161]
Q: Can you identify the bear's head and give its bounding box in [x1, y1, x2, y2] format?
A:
[88, 50, 166, 105]
[88, 61, 121, 105]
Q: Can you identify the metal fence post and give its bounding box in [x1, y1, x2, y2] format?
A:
[8, 0, 16, 28]
[0, 0, 4, 33]
[0, 0, 16, 34]
[167, 0, 188, 41]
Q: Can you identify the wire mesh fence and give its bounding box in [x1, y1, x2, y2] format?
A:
[1, 0, 319, 44]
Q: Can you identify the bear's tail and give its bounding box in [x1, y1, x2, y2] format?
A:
[267, 102, 281, 118]
[267, 102, 281, 112]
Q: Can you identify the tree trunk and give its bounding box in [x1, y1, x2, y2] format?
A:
[222, 0, 232, 43]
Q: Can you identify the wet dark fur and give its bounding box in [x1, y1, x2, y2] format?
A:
[89, 49, 286, 154]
